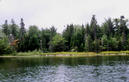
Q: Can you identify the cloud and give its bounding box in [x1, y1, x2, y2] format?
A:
[0, 0, 129, 32]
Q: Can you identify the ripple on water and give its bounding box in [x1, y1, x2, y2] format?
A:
[0, 56, 129, 82]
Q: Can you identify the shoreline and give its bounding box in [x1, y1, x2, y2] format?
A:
[1, 51, 129, 58]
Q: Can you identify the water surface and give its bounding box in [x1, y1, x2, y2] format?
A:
[0, 56, 129, 82]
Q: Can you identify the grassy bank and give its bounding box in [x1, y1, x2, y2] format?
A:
[1, 51, 129, 57]
[15, 51, 97, 57]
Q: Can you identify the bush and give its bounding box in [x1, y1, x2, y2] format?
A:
[0, 39, 13, 55]
[49, 34, 66, 52]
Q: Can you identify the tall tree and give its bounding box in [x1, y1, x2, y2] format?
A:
[70, 25, 85, 51]
[85, 35, 93, 52]
[119, 16, 128, 50]
[49, 26, 57, 51]
[101, 34, 108, 51]
[85, 24, 90, 36]
[2, 20, 10, 36]
[18, 18, 26, 51]
[90, 15, 100, 52]
[19, 18, 26, 41]
[10, 19, 19, 39]
[41, 28, 51, 52]
[63, 24, 74, 50]
[90, 15, 97, 40]
[101, 18, 114, 37]
[27, 25, 40, 51]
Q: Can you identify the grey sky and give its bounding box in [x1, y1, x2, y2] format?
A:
[0, 0, 129, 32]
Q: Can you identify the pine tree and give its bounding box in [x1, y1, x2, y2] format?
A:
[120, 16, 127, 50]
[18, 18, 26, 51]
[90, 15, 97, 40]
[2, 20, 10, 36]
[63, 24, 74, 50]
[49, 26, 57, 52]
[85, 35, 93, 52]
[19, 18, 26, 41]
[10, 19, 19, 39]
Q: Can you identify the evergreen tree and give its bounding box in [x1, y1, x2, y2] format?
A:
[90, 15, 100, 52]
[85, 35, 93, 52]
[19, 18, 26, 41]
[70, 25, 85, 51]
[18, 18, 26, 51]
[41, 28, 51, 52]
[1, 16, 129, 53]
[101, 34, 108, 51]
[101, 18, 114, 36]
[119, 16, 128, 50]
[90, 15, 97, 40]
[2, 20, 10, 36]
[49, 26, 57, 51]
[10, 19, 19, 39]
[27, 25, 40, 51]
[63, 24, 74, 50]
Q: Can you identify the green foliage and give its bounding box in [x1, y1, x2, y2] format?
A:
[108, 37, 119, 51]
[101, 34, 108, 51]
[49, 34, 66, 52]
[1, 15, 129, 55]
[101, 18, 114, 36]
[0, 29, 6, 39]
[63, 24, 74, 50]
[63, 25, 85, 51]
[41, 29, 51, 52]
[90, 15, 98, 40]
[10, 19, 19, 39]
[28, 26, 40, 50]
[19, 18, 26, 41]
[85, 35, 93, 52]
[24, 25, 40, 51]
[49, 26, 57, 51]
[93, 39, 101, 52]
[2, 20, 10, 36]
[0, 38, 13, 55]
[70, 25, 85, 51]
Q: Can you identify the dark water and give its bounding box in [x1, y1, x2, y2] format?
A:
[0, 56, 129, 82]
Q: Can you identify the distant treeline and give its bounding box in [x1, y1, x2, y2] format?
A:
[0, 15, 129, 55]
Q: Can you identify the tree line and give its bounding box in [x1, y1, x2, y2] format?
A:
[0, 15, 129, 55]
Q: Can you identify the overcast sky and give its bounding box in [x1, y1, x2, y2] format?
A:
[0, 0, 129, 33]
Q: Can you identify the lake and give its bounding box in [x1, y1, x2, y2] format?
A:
[0, 56, 129, 82]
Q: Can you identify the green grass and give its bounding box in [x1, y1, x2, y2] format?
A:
[41, 52, 96, 55]
[1, 50, 129, 57]
[16, 51, 97, 57]
[100, 51, 129, 54]
[120, 51, 129, 54]
[100, 51, 120, 54]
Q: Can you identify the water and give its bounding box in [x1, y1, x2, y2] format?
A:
[0, 56, 129, 82]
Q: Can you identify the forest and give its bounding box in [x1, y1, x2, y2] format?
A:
[0, 15, 129, 55]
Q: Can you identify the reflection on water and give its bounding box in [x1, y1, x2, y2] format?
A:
[0, 56, 129, 82]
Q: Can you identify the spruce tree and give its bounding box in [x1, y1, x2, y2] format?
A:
[2, 20, 10, 36]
